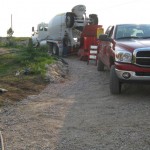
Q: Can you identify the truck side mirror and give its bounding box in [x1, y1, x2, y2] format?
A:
[99, 34, 112, 42]
[32, 27, 34, 32]
[99, 34, 115, 50]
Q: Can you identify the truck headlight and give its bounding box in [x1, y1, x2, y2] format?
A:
[115, 50, 132, 63]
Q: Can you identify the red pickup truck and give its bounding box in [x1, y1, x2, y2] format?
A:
[97, 24, 150, 94]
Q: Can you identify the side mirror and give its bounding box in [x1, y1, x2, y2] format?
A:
[99, 34, 112, 42]
[32, 27, 34, 32]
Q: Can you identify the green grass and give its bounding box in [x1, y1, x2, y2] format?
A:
[0, 53, 20, 76]
[0, 40, 56, 105]
[0, 45, 55, 77]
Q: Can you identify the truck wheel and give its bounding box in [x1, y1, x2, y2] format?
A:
[89, 14, 98, 25]
[97, 58, 104, 71]
[52, 44, 59, 56]
[66, 12, 74, 28]
[110, 65, 121, 94]
[47, 43, 53, 55]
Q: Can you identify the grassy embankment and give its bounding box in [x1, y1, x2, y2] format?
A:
[0, 37, 55, 106]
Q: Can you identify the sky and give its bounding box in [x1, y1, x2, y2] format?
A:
[1, 0, 150, 37]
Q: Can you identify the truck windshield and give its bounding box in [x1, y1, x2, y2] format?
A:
[115, 24, 150, 40]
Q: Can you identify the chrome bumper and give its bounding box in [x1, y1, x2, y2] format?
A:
[115, 69, 150, 81]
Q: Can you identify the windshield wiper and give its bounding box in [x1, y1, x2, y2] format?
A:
[116, 37, 131, 39]
[143, 37, 150, 39]
[117, 36, 144, 40]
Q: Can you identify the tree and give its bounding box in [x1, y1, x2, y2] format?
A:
[7, 27, 14, 37]
[6, 27, 15, 47]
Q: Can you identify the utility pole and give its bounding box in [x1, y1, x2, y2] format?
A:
[11, 14, 12, 30]
[7, 14, 14, 37]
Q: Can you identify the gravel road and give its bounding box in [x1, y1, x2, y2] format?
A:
[0, 56, 150, 150]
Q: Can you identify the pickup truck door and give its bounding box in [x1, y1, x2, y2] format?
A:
[101, 26, 114, 68]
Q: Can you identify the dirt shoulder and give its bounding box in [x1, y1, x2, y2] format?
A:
[1, 56, 150, 150]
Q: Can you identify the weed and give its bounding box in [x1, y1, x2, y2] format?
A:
[0, 38, 55, 105]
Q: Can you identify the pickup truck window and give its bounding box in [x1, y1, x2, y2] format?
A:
[115, 24, 150, 39]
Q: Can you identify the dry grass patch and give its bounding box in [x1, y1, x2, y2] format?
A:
[0, 75, 48, 106]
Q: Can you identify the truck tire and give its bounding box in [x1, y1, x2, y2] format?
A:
[52, 44, 59, 56]
[89, 14, 98, 25]
[47, 43, 53, 55]
[110, 65, 121, 94]
[97, 58, 104, 71]
[66, 12, 74, 28]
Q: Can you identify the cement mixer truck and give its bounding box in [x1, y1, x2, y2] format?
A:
[31, 5, 98, 56]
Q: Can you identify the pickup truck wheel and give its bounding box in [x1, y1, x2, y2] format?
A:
[97, 58, 104, 71]
[66, 12, 74, 28]
[52, 44, 59, 56]
[110, 65, 121, 94]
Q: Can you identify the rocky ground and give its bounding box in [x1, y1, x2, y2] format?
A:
[0, 56, 150, 150]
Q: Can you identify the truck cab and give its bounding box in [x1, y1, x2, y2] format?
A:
[31, 22, 48, 47]
[97, 24, 150, 94]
